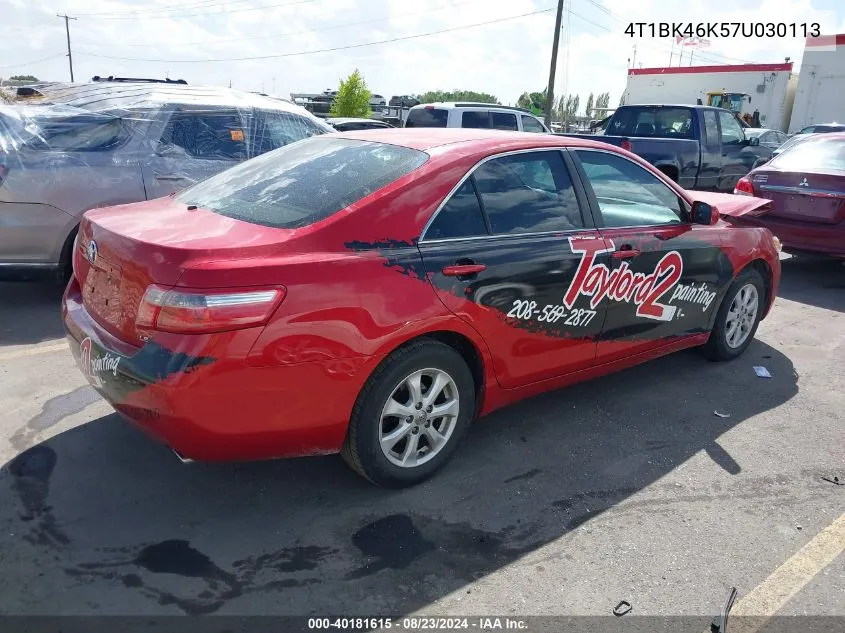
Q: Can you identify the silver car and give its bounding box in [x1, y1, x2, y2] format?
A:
[0, 80, 332, 281]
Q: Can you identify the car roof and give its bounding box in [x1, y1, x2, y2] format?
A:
[12, 81, 314, 116]
[408, 102, 534, 113]
[323, 128, 607, 152]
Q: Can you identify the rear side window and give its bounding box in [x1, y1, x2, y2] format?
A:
[176, 137, 429, 229]
[521, 115, 545, 133]
[607, 107, 693, 138]
[405, 108, 448, 128]
[472, 151, 584, 234]
[491, 112, 517, 131]
[769, 136, 845, 171]
[159, 109, 247, 160]
[462, 111, 491, 129]
[425, 180, 488, 240]
[22, 115, 126, 151]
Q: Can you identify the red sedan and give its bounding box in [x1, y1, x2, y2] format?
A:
[62, 129, 781, 486]
[734, 132, 845, 258]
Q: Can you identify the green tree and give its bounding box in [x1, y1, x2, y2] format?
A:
[9, 74, 38, 81]
[585, 92, 594, 118]
[418, 89, 498, 104]
[517, 89, 547, 115]
[329, 69, 372, 117]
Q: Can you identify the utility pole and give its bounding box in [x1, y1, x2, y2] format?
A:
[543, 0, 565, 128]
[56, 14, 77, 82]
[631, 45, 637, 69]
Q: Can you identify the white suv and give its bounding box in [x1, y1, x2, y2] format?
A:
[404, 102, 550, 133]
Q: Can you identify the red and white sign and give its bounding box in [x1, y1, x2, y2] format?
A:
[563, 237, 683, 322]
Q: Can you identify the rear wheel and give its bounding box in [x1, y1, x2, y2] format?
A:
[56, 226, 78, 285]
[342, 339, 475, 487]
[703, 268, 765, 361]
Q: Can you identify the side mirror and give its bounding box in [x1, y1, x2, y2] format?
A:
[748, 136, 760, 146]
[692, 201, 719, 225]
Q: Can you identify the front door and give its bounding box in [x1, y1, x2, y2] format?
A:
[716, 109, 757, 192]
[142, 106, 248, 199]
[570, 148, 732, 363]
[417, 149, 609, 389]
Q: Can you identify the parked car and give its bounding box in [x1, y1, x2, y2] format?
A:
[369, 94, 387, 113]
[404, 102, 550, 133]
[0, 81, 331, 281]
[327, 117, 392, 131]
[564, 104, 771, 191]
[751, 131, 821, 169]
[734, 132, 845, 258]
[792, 122, 845, 136]
[389, 95, 419, 108]
[744, 128, 789, 151]
[63, 128, 780, 486]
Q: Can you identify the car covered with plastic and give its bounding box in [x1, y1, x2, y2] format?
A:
[0, 80, 331, 280]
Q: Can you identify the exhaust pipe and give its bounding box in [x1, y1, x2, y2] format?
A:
[172, 449, 193, 464]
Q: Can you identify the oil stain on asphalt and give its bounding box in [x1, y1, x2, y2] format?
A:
[6, 444, 68, 547]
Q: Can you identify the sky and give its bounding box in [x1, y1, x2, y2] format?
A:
[1, 0, 844, 108]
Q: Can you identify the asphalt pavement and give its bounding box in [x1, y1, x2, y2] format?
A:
[0, 256, 842, 629]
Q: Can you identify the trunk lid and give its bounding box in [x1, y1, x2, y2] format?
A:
[75, 196, 294, 345]
[750, 170, 845, 225]
[686, 190, 774, 218]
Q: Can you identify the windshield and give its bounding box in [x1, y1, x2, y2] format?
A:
[606, 107, 693, 138]
[770, 136, 845, 172]
[176, 137, 429, 229]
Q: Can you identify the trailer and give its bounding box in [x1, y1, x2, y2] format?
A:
[788, 33, 845, 134]
[623, 62, 798, 131]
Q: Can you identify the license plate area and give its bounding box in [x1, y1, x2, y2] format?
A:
[83, 257, 123, 324]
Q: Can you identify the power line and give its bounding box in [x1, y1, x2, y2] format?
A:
[72, 0, 257, 18]
[80, 0, 316, 20]
[75, 0, 483, 48]
[75, 6, 557, 62]
[0, 53, 67, 69]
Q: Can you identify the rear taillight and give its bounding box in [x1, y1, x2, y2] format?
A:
[734, 176, 754, 196]
[136, 285, 286, 335]
[620, 138, 632, 152]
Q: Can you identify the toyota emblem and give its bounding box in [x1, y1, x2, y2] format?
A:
[87, 240, 98, 263]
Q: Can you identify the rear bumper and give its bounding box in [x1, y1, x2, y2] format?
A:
[743, 216, 845, 258]
[62, 278, 367, 461]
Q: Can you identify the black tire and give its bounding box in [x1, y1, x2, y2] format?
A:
[703, 267, 766, 361]
[342, 339, 475, 487]
[56, 226, 78, 286]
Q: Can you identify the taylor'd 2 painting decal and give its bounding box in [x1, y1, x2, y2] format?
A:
[503, 236, 721, 332]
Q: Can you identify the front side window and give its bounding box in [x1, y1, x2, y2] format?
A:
[159, 109, 247, 160]
[249, 109, 328, 155]
[574, 150, 684, 227]
[461, 111, 491, 129]
[425, 180, 488, 240]
[521, 115, 546, 133]
[472, 151, 584, 235]
[176, 137, 428, 229]
[718, 111, 745, 145]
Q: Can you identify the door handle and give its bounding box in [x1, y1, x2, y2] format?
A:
[612, 247, 641, 259]
[442, 263, 486, 277]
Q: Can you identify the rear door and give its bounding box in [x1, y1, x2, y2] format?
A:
[418, 149, 609, 389]
[570, 148, 731, 363]
[141, 106, 248, 199]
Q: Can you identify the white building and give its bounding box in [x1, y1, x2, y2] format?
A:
[788, 33, 845, 133]
[623, 62, 798, 131]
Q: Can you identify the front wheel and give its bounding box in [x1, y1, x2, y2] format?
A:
[342, 339, 475, 487]
[703, 268, 766, 361]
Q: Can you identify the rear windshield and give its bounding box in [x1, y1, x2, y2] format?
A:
[176, 137, 429, 229]
[405, 108, 448, 128]
[606, 107, 694, 139]
[22, 115, 127, 151]
[769, 136, 845, 172]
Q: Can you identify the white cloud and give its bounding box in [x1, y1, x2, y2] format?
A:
[0, 0, 843, 108]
